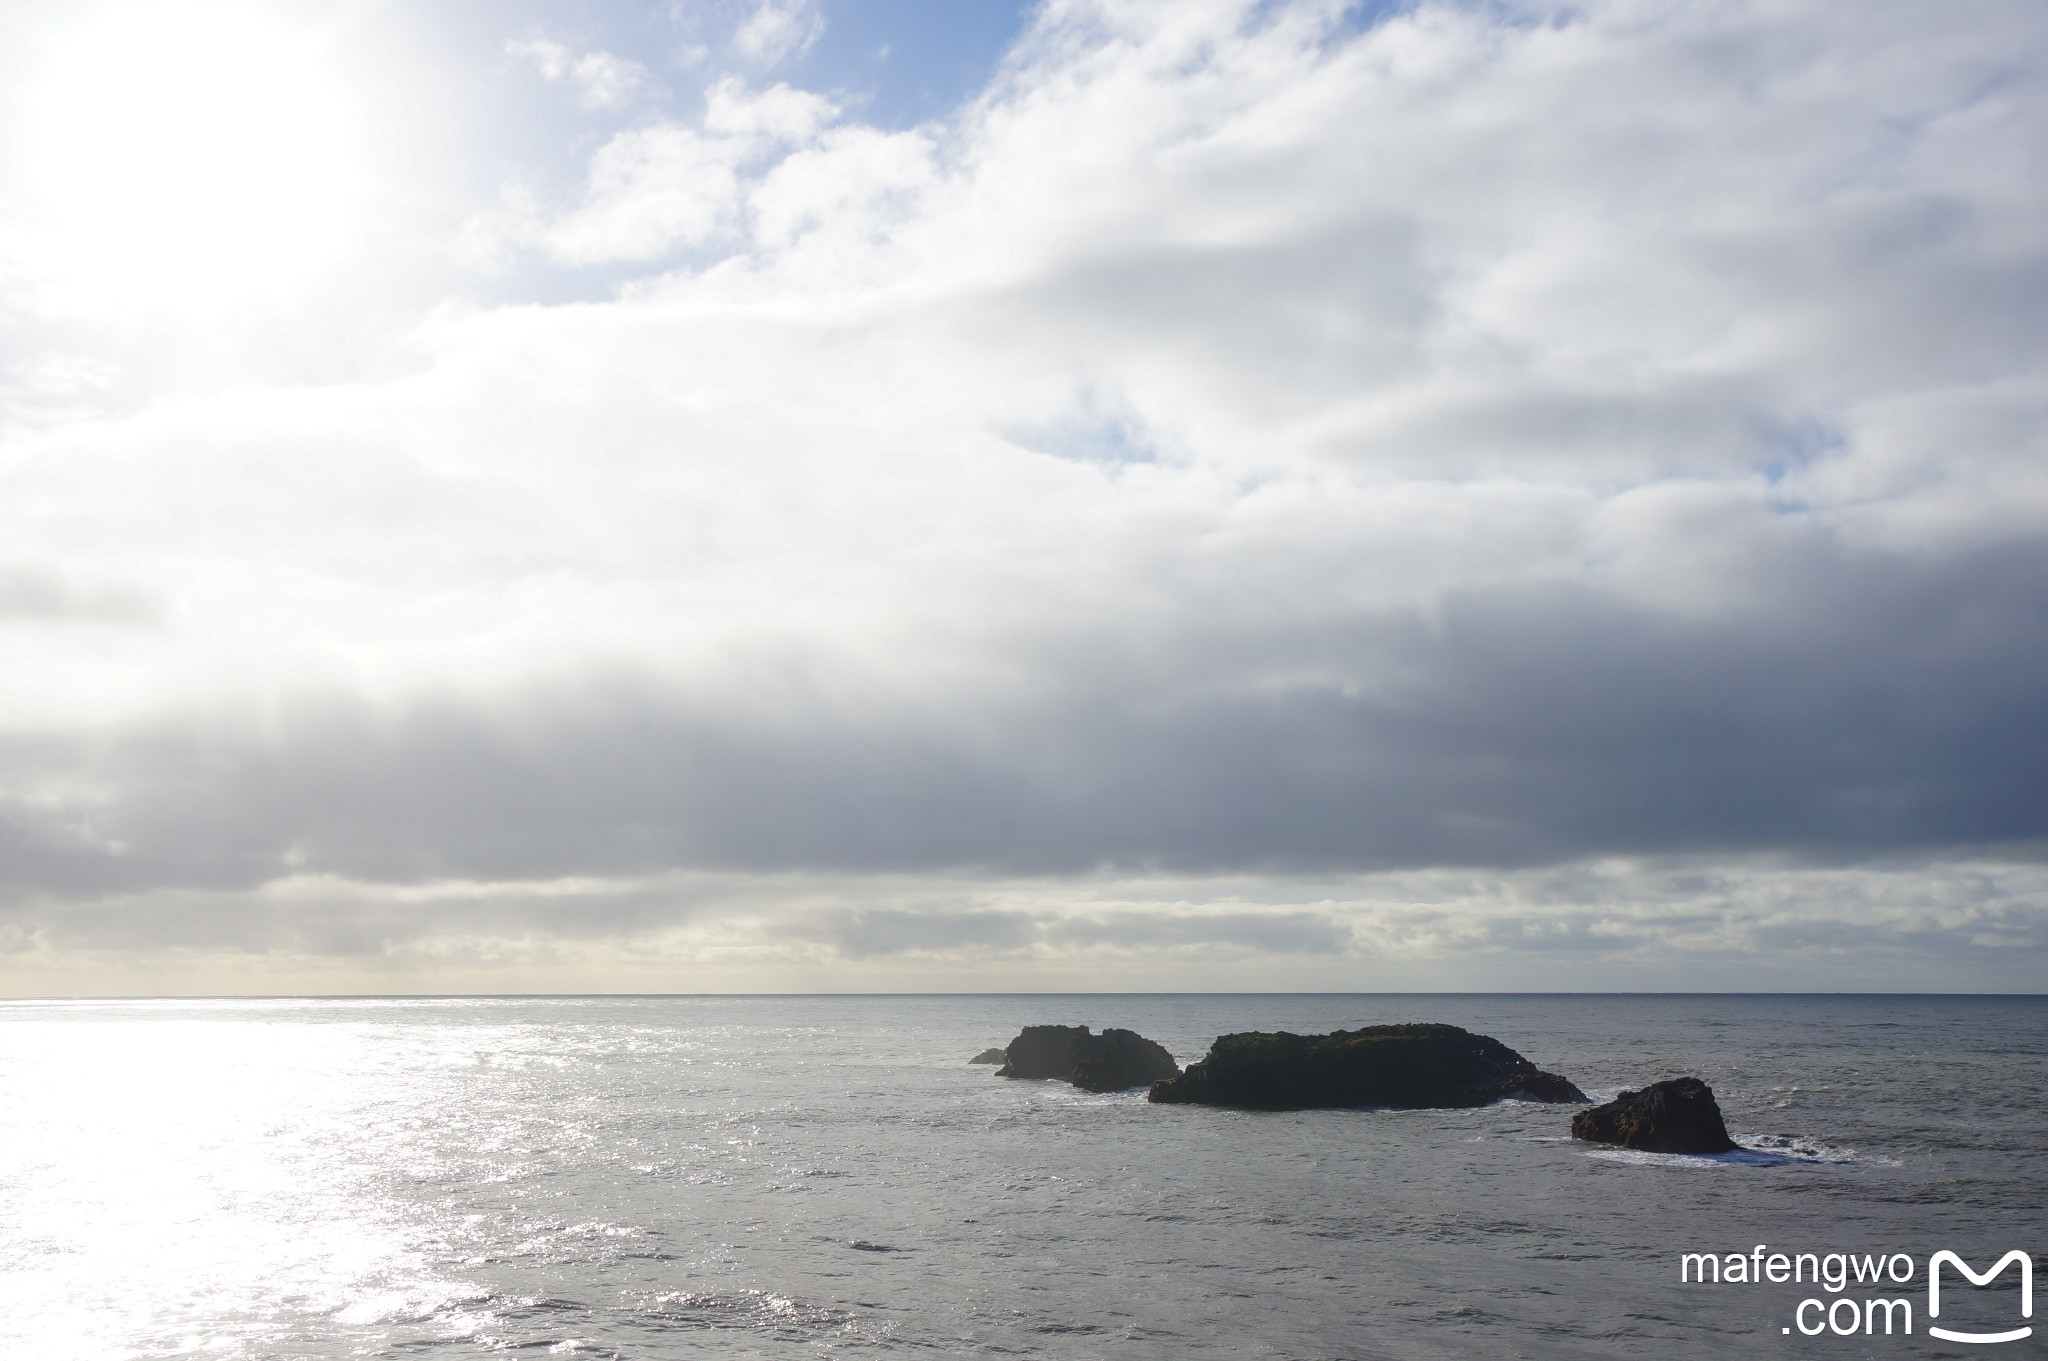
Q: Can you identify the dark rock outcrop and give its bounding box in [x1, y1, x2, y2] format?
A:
[1069, 1032, 1180, 1094]
[969, 1048, 1008, 1064]
[1147, 1023, 1587, 1109]
[994, 1025, 1181, 1092]
[1571, 1077, 1738, 1154]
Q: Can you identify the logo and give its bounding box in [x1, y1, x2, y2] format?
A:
[1676, 1245, 2036, 1343]
[1928, 1250, 2033, 1345]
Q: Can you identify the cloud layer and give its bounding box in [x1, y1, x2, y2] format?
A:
[1, 0, 2045, 990]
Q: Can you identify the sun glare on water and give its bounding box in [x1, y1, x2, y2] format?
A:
[19, 1, 363, 316]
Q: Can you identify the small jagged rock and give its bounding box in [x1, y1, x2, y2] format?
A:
[1519, 1069, 1588, 1104]
[994, 1024, 1180, 1092]
[1571, 1077, 1738, 1154]
[1147, 1023, 1587, 1110]
[969, 1048, 1008, 1064]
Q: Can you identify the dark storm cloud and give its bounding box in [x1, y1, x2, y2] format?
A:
[1, 530, 2041, 903]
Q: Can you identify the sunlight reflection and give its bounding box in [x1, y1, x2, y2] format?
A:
[0, 1001, 460, 1358]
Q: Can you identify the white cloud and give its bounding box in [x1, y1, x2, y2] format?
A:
[3, 0, 2047, 990]
[733, 0, 824, 69]
[508, 36, 652, 110]
[538, 122, 745, 262]
[703, 75, 835, 142]
[464, 79, 838, 267]
[750, 124, 937, 249]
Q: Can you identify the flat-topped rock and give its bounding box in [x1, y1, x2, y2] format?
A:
[1571, 1077, 1738, 1154]
[1147, 1023, 1587, 1110]
[993, 1025, 1181, 1092]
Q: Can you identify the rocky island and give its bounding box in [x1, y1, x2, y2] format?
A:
[982, 1024, 1181, 1092]
[1147, 1022, 1587, 1109]
[1570, 1077, 1738, 1153]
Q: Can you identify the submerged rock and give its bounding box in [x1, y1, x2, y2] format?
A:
[969, 1048, 1008, 1064]
[1147, 1023, 1587, 1110]
[994, 1024, 1181, 1092]
[1571, 1077, 1738, 1154]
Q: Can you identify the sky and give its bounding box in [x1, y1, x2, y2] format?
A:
[0, 0, 2044, 996]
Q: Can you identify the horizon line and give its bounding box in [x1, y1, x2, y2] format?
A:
[4, 989, 2043, 1003]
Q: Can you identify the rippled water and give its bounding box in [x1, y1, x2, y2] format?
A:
[1, 994, 2041, 1359]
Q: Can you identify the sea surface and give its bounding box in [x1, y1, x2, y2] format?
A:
[1, 994, 2041, 1360]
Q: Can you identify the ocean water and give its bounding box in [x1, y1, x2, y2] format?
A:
[1, 994, 2041, 1360]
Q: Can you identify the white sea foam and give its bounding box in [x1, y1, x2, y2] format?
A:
[1582, 1133, 1897, 1169]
